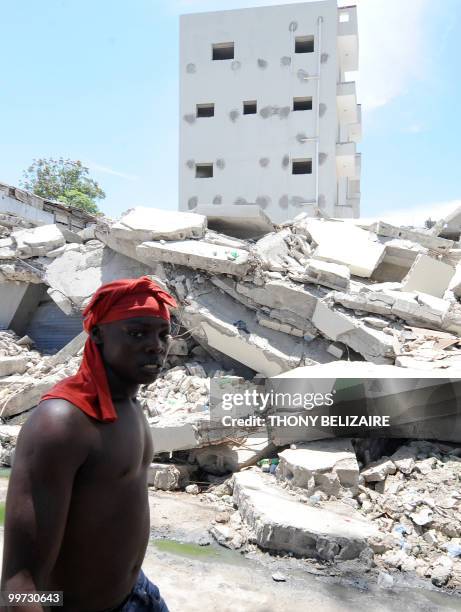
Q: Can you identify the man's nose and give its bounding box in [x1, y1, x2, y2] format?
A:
[145, 335, 165, 354]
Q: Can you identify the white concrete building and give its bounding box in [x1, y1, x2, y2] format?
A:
[179, 0, 361, 224]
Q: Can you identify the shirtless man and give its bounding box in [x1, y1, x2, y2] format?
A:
[1, 277, 176, 611]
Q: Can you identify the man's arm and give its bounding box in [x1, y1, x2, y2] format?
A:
[1, 400, 91, 611]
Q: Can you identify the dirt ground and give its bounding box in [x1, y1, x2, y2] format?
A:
[1, 479, 460, 611]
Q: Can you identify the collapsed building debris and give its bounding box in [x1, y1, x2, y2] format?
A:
[1, 192, 461, 591]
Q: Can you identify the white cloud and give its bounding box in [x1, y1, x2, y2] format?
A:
[168, 0, 431, 112]
[346, 0, 431, 111]
[86, 163, 139, 181]
[370, 199, 461, 227]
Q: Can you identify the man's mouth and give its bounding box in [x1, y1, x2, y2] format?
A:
[140, 363, 162, 373]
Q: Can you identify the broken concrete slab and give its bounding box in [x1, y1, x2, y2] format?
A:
[233, 469, 381, 560]
[45, 244, 160, 310]
[277, 439, 359, 496]
[194, 205, 274, 240]
[302, 259, 350, 291]
[361, 458, 396, 482]
[181, 285, 314, 376]
[12, 224, 65, 258]
[190, 437, 275, 475]
[372, 221, 454, 252]
[151, 422, 201, 454]
[147, 462, 191, 490]
[253, 230, 291, 272]
[236, 279, 320, 321]
[295, 219, 385, 278]
[333, 288, 451, 331]
[0, 373, 63, 418]
[311, 300, 394, 364]
[0, 356, 28, 378]
[136, 240, 251, 277]
[111, 207, 207, 242]
[204, 230, 250, 251]
[402, 254, 455, 298]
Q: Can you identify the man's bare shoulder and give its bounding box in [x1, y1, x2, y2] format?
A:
[18, 399, 97, 456]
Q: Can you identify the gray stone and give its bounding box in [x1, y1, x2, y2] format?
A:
[12, 224, 65, 258]
[136, 240, 251, 277]
[277, 439, 359, 495]
[147, 462, 191, 490]
[181, 285, 314, 376]
[111, 207, 207, 241]
[233, 469, 381, 560]
[0, 356, 28, 378]
[361, 458, 396, 482]
[303, 259, 350, 291]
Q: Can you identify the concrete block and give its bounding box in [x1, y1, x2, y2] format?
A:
[0, 238, 16, 259]
[60, 227, 83, 244]
[151, 422, 200, 454]
[233, 469, 381, 560]
[0, 373, 63, 417]
[190, 437, 274, 475]
[312, 301, 394, 364]
[45, 244, 159, 310]
[0, 356, 28, 378]
[236, 280, 319, 321]
[278, 439, 359, 496]
[136, 240, 250, 277]
[297, 220, 385, 278]
[373, 221, 454, 252]
[181, 285, 313, 376]
[147, 463, 191, 490]
[195, 204, 274, 239]
[327, 342, 346, 359]
[111, 207, 207, 242]
[361, 458, 396, 482]
[253, 230, 291, 272]
[78, 224, 96, 242]
[304, 259, 350, 291]
[12, 224, 65, 258]
[46, 243, 82, 258]
[402, 254, 455, 298]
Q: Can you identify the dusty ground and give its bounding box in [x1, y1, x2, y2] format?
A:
[0, 478, 460, 611]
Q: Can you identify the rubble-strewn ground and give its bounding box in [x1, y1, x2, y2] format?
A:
[0, 477, 459, 611]
[2, 201, 461, 604]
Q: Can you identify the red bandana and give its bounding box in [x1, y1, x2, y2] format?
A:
[41, 276, 177, 422]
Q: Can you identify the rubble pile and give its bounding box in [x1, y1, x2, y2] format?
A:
[359, 440, 461, 588]
[2, 202, 461, 591]
[200, 439, 461, 590]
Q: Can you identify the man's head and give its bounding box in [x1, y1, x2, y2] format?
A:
[83, 276, 177, 386]
[90, 316, 171, 385]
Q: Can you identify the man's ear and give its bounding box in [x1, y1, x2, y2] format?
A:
[89, 325, 103, 345]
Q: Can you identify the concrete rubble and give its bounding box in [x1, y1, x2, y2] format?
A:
[2, 196, 461, 590]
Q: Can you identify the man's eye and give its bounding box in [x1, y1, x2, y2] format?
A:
[128, 331, 144, 338]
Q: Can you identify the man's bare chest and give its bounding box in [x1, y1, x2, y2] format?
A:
[79, 406, 153, 482]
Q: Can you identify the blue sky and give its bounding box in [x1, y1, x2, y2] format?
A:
[1, 0, 460, 224]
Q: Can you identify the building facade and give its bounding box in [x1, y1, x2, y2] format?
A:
[179, 0, 361, 224]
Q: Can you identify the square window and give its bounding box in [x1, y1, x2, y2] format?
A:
[195, 163, 213, 178]
[339, 13, 350, 23]
[212, 42, 234, 60]
[292, 159, 312, 174]
[243, 100, 257, 114]
[293, 97, 313, 111]
[295, 36, 314, 53]
[196, 103, 215, 118]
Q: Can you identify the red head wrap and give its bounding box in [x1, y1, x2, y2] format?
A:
[41, 276, 177, 422]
